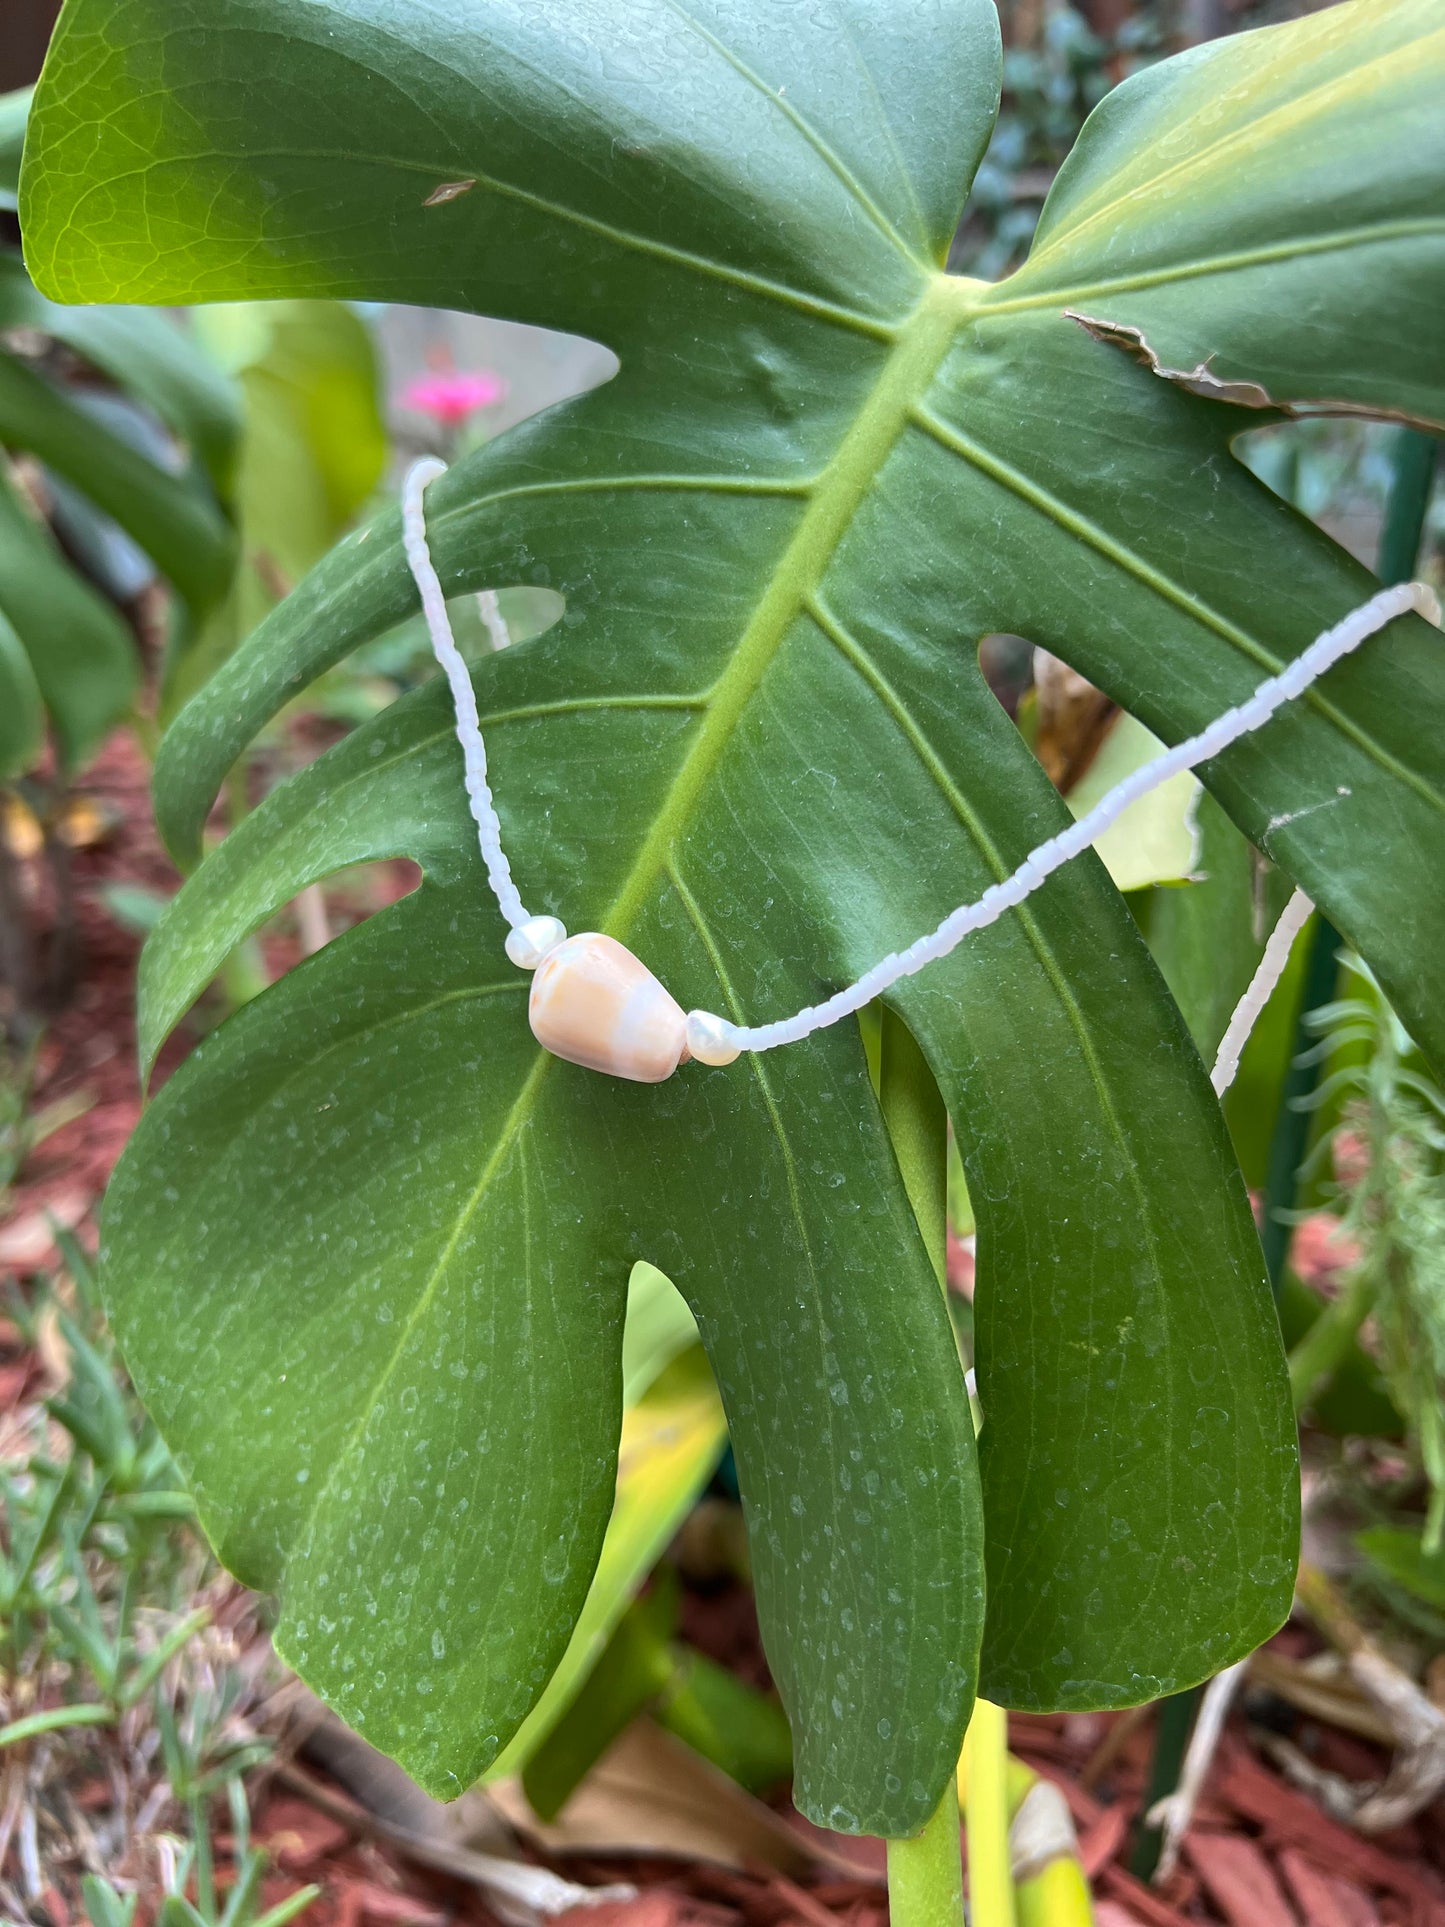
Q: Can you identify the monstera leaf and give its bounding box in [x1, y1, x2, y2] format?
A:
[23, 0, 1445, 1832]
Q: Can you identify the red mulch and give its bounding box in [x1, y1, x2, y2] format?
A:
[1, 732, 183, 1269]
[6, 728, 1445, 1926]
[0, 729, 414, 1275]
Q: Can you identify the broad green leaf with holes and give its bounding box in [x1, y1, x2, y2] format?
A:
[25, 0, 1445, 1828]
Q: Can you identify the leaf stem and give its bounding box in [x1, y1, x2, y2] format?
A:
[1377, 428, 1438, 589]
[887, 1784, 966, 1927]
[962, 1697, 1017, 1927]
[878, 1008, 948, 1290]
[877, 1009, 966, 1927]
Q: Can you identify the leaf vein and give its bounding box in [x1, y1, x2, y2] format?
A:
[909, 402, 1445, 822]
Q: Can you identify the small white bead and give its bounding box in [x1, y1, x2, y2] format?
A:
[685, 1009, 741, 1067]
[505, 914, 568, 970]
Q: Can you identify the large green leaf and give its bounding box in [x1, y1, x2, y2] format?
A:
[1000, 2, 1445, 426]
[489, 1328, 727, 1783]
[25, 0, 1445, 1826]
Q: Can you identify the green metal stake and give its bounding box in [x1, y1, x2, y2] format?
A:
[1129, 1690, 1197, 1881]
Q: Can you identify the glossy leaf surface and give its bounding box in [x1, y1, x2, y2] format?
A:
[24, 0, 1445, 1824]
[1003, 3, 1445, 425]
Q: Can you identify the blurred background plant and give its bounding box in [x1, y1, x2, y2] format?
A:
[0, 84, 240, 1035]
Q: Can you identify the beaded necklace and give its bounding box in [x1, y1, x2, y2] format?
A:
[402, 457, 1436, 1085]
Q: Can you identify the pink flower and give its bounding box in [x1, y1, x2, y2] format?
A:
[399, 370, 507, 427]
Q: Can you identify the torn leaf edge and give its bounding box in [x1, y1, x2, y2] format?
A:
[1065, 310, 1443, 433]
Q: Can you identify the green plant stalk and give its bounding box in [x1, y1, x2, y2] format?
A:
[878, 1008, 948, 1291]
[1288, 1259, 1380, 1413]
[1259, 912, 1340, 1292]
[966, 1749, 1092, 1925]
[190, 1794, 215, 1919]
[878, 1008, 966, 1927]
[1016, 1856, 1094, 1927]
[1377, 429, 1439, 588]
[962, 1697, 1018, 1927]
[887, 1788, 967, 1927]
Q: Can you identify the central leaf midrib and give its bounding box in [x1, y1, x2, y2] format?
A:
[605, 269, 976, 940]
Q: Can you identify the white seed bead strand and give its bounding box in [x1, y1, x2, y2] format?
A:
[703, 579, 1440, 1057]
[402, 456, 1436, 1079]
[401, 458, 532, 934]
[1210, 887, 1315, 1098]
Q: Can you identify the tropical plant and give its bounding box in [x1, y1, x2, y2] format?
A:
[18, 1, 1445, 1920]
[0, 84, 239, 1029]
[0, 86, 239, 779]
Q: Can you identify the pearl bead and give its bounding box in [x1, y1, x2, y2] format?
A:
[505, 914, 568, 970]
[529, 933, 688, 1083]
[685, 1009, 741, 1067]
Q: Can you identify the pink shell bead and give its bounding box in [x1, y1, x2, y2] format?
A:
[528, 933, 689, 1083]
